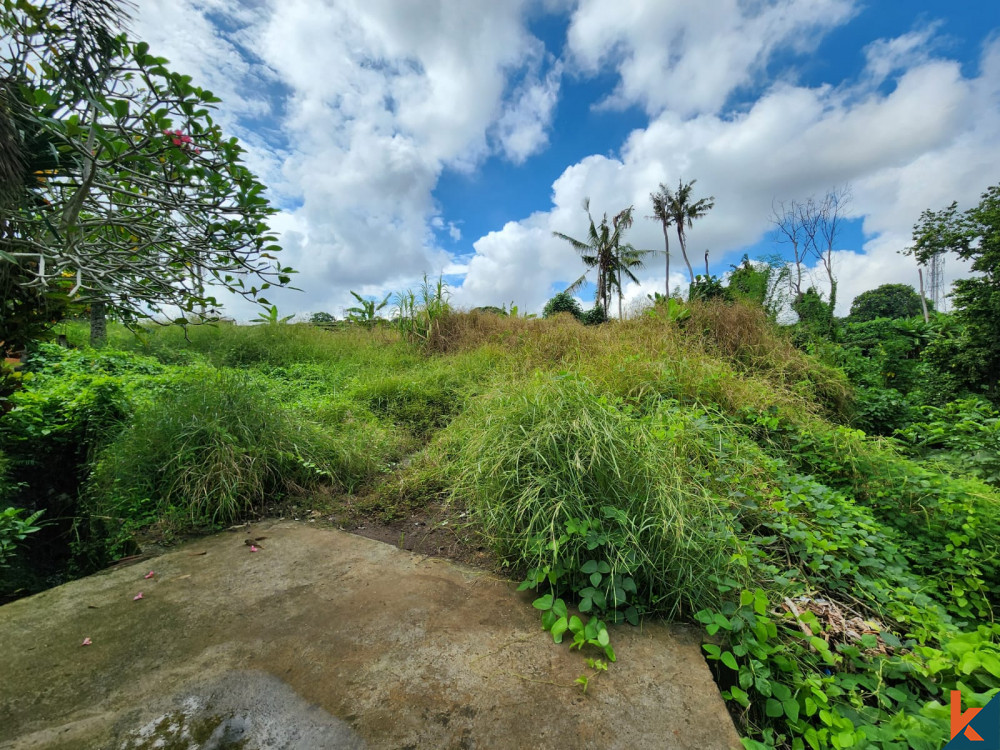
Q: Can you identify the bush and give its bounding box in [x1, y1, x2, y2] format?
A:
[581, 305, 608, 326]
[0, 506, 43, 568]
[0, 345, 138, 511]
[542, 291, 584, 321]
[688, 274, 727, 302]
[896, 397, 1000, 487]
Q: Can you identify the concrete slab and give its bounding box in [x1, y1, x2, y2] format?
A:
[0, 522, 742, 749]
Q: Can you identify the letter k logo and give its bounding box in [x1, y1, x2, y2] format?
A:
[953, 691, 985, 742]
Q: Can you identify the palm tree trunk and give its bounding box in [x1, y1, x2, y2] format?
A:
[662, 224, 671, 297]
[677, 229, 694, 286]
[617, 263, 623, 321]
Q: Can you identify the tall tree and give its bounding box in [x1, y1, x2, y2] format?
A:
[663, 179, 715, 288]
[907, 185, 1000, 399]
[813, 186, 851, 312]
[649, 184, 676, 297]
[1, 0, 290, 348]
[609, 206, 650, 320]
[849, 283, 931, 322]
[554, 200, 641, 318]
[771, 186, 850, 310]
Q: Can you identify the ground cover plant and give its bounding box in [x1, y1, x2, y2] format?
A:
[1, 302, 998, 750]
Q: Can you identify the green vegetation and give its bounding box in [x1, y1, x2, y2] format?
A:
[2, 289, 999, 748]
[849, 283, 932, 322]
[3, 4, 1000, 745]
[0, 0, 289, 350]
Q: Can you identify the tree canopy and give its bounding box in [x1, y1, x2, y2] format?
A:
[0, 0, 290, 348]
[908, 184, 1000, 397]
[848, 284, 931, 322]
[554, 200, 646, 319]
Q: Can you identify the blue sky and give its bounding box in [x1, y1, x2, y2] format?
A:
[133, 0, 1000, 317]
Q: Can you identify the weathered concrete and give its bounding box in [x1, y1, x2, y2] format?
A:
[0, 522, 742, 749]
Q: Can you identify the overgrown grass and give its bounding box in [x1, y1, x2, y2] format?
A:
[444, 373, 752, 620]
[86, 369, 399, 533]
[15, 306, 1000, 749]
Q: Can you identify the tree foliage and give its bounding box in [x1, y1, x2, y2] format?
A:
[908, 184, 1000, 400]
[554, 200, 646, 319]
[0, 0, 290, 348]
[726, 255, 790, 320]
[653, 179, 714, 287]
[542, 291, 584, 321]
[849, 283, 930, 322]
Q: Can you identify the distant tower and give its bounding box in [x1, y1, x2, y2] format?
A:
[928, 252, 946, 313]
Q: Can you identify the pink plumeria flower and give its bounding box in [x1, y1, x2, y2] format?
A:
[144, 571, 155, 579]
[250, 545, 258, 552]
[133, 592, 144, 601]
[81, 637, 92, 646]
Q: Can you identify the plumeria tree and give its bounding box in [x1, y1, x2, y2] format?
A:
[1, 0, 291, 347]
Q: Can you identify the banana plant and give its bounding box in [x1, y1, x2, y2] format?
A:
[251, 305, 293, 325]
[346, 291, 390, 326]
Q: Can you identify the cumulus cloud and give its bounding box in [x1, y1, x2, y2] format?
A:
[495, 61, 563, 163]
[131, 1, 1000, 320]
[565, 0, 858, 116]
[132, 0, 562, 317]
[456, 30, 1000, 315]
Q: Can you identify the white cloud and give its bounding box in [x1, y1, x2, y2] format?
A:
[863, 22, 942, 86]
[457, 34, 1000, 315]
[495, 61, 564, 163]
[130, 2, 1000, 321]
[565, 0, 858, 116]
[132, 0, 561, 318]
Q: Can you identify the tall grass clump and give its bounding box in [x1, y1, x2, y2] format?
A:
[683, 300, 853, 419]
[393, 274, 451, 343]
[445, 372, 752, 620]
[87, 369, 380, 532]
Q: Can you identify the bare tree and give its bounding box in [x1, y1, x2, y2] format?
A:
[771, 185, 851, 309]
[771, 199, 807, 298]
[815, 186, 851, 312]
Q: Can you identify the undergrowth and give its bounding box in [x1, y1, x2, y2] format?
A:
[6, 306, 999, 749]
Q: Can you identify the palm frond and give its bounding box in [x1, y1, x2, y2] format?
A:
[564, 272, 589, 295]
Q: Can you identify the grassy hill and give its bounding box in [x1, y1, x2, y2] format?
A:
[2, 303, 998, 749]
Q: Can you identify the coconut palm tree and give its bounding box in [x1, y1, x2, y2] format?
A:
[554, 199, 639, 317]
[663, 179, 715, 288]
[608, 206, 653, 320]
[649, 184, 677, 298]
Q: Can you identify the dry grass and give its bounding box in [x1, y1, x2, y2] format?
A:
[427, 307, 852, 420]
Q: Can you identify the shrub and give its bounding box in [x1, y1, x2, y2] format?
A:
[542, 291, 584, 320]
[0, 506, 43, 568]
[581, 305, 608, 326]
[896, 397, 1000, 488]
